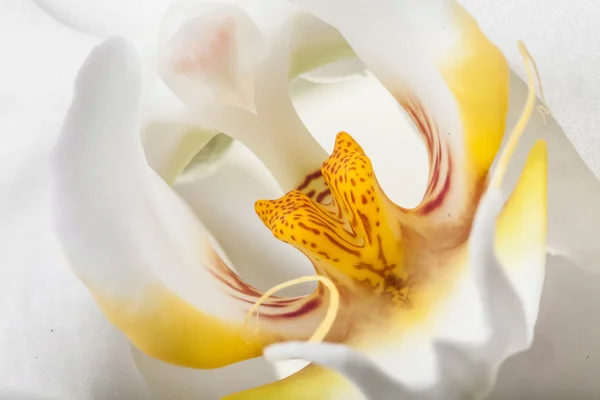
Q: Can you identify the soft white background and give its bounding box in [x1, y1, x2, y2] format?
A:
[0, 0, 599, 399]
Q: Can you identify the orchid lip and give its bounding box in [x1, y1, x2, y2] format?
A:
[257, 132, 409, 301]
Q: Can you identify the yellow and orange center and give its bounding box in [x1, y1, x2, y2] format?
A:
[255, 132, 415, 305]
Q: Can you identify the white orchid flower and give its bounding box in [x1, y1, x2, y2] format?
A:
[3, 0, 600, 399]
[53, 0, 549, 398]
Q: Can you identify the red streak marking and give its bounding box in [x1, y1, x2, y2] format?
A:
[316, 189, 331, 204]
[296, 170, 323, 191]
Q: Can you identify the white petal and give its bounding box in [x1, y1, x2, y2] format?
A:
[33, 0, 175, 44]
[460, 0, 600, 177]
[132, 345, 277, 400]
[53, 36, 173, 300]
[0, 4, 149, 398]
[490, 254, 600, 398]
[502, 73, 600, 273]
[143, 122, 230, 185]
[264, 342, 406, 400]
[0, 1, 98, 171]
[468, 189, 529, 359]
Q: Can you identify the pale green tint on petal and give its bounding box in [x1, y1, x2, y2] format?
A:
[288, 14, 356, 78]
[143, 118, 234, 186]
[143, 124, 221, 185]
[179, 133, 234, 182]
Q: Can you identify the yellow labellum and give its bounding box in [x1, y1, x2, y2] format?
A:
[255, 133, 408, 302]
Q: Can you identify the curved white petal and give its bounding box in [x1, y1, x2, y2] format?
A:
[143, 122, 231, 185]
[131, 345, 277, 400]
[490, 254, 600, 398]
[501, 73, 600, 273]
[468, 190, 529, 358]
[32, 0, 175, 44]
[53, 36, 331, 374]
[53, 36, 185, 304]
[460, 0, 600, 177]
[175, 141, 315, 293]
[264, 342, 406, 400]
[0, 4, 151, 398]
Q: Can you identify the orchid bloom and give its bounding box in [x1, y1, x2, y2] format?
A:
[52, 0, 548, 398]
[46, 0, 600, 398]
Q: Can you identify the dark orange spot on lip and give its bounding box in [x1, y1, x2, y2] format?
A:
[299, 222, 321, 235]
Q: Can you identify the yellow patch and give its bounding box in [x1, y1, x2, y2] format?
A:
[92, 286, 277, 369]
[496, 140, 548, 269]
[440, 4, 510, 177]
